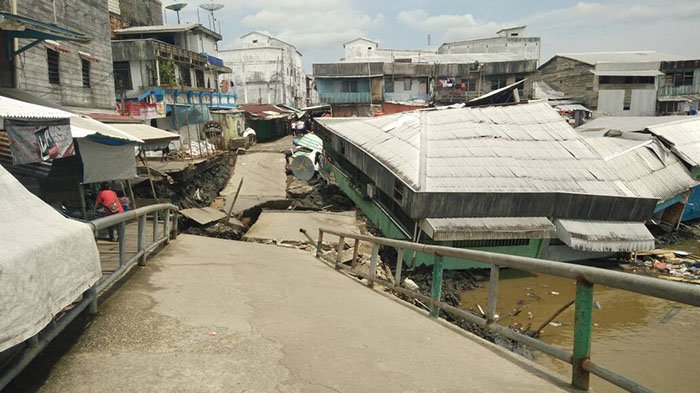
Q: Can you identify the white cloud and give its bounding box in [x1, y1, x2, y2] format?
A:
[397, 9, 505, 42]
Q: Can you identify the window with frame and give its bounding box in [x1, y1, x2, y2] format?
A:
[385, 79, 394, 93]
[672, 71, 694, 87]
[341, 80, 358, 92]
[47, 49, 60, 85]
[81, 59, 91, 88]
[404, 78, 412, 91]
[195, 69, 205, 88]
[453, 238, 530, 248]
[490, 76, 507, 90]
[392, 178, 404, 203]
[461, 79, 476, 91]
[113, 61, 132, 90]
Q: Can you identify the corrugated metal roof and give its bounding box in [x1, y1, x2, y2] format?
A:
[577, 116, 692, 133]
[114, 23, 221, 39]
[421, 217, 556, 241]
[0, 95, 75, 119]
[647, 117, 700, 167]
[554, 219, 655, 252]
[341, 52, 526, 64]
[558, 51, 689, 65]
[555, 104, 591, 112]
[70, 116, 143, 143]
[585, 137, 698, 201]
[318, 102, 630, 196]
[108, 124, 180, 143]
[239, 104, 294, 120]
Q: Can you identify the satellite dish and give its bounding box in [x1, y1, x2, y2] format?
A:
[199, 3, 224, 12]
[291, 151, 320, 181]
[199, 2, 224, 31]
[165, 3, 187, 11]
[165, 2, 188, 24]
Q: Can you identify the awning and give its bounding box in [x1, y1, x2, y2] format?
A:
[420, 217, 556, 241]
[70, 116, 143, 144]
[0, 95, 75, 119]
[108, 123, 179, 149]
[591, 70, 664, 77]
[0, 12, 89, 58]
[554, 219, 655, 252]
[44, 39, 70, 53]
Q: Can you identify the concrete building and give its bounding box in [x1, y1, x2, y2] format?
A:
[343, 37, 435, 62]
[218, 32, 307, 108]
[538, 51, 690, 117]
[111, 23, 234, 118]
[313, 53, 537, 116]
[438, 26, 541, 64]
[0, 0, 116, 110]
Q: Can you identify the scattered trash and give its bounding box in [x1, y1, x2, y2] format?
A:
[627, 248, 700, 284]
[548, 321, 563, 327]
[402, 278, 420, 291]
[550, 291, 560, 296]
[594, 301, 602, 310]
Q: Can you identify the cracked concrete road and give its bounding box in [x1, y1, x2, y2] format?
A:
[32, 235, 573, 393]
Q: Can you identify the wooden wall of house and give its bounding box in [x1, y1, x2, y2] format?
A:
[538, 57, 596, 108]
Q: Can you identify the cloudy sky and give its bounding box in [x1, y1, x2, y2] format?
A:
[170, 0, 700, 72]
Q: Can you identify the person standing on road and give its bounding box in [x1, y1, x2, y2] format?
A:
[93, 182, 124, 241]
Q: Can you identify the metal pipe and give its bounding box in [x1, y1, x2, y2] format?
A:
[583, 360, 659, 393]
[90, 204, 178, 231]
[318, 228, 700, 307]
[572, 279, 594, 390]
[137, 215, 146, 265]
[486, 264, 500, 323]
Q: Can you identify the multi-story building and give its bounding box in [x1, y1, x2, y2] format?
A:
[438, 26, 541, 64]
[0, 0, 116, 111]
[218, 32, 307, 108]
[313, 53, 537, 116]
[111, 22, 234, 118]
[538, 51, 691, 117]
[658, 60, 700, 115]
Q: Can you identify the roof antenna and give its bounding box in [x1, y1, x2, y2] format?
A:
[200, 1, 224, 31]
[427, 34, 431, 47]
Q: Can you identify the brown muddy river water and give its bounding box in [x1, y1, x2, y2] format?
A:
[460, 268, 700, 393]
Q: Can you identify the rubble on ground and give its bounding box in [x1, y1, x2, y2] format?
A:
[622, 248, 700, 284]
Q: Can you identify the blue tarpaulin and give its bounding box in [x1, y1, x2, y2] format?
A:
[170, 105, 212, 129]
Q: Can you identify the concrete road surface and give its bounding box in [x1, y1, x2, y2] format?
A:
[222, 152, 288, 214]
[33, 235, 573, 393]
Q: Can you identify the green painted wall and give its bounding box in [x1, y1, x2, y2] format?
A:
[251, 119, 276, 142]
[326, 163, 546, 270]
[327, 164, 409, 240]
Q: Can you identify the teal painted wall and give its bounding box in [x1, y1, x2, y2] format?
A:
[327, 164, 409, 240]
[326, 163, 546, 270]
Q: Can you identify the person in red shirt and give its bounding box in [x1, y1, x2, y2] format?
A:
[93, 182, 124, 241]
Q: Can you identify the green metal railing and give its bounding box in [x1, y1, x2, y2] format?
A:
[307, 227, 700, 393]
[0, 204, 178, 391]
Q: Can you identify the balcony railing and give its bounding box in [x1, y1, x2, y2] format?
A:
[659, 84, 700, 97]
[318, 91, 372, 104]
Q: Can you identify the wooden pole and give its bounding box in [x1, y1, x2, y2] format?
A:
[529, 299, 575, 337]
[139, 150, 159, 202]
[78, 183, 88, 220]
[126, 179, 137, 209]
[225, 177, 244, 219]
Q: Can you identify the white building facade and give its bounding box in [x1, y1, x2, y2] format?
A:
[218, 32, 307, 107]
[438, 26, 541, 65]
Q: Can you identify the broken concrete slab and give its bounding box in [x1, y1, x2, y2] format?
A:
[180, 207, 227, 225]
[221, 152, 288, 215]
[244, 210, 361, 246]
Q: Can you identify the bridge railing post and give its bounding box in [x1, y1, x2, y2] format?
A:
[316, 230, 324, 258]
[572, 278, 594, 391]
[335, 236, 345, 270]
[487, 264, 500, 323]
[368, 243, 379, 288]
[394, 248, 404, 286]
[429, 254, 444, 318]
[118, 222, 126, 267]
[137, 214, 146, 265]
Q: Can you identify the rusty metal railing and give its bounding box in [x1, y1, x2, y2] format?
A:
[0, 204, 178, 391]
[307, 227, 700, 393]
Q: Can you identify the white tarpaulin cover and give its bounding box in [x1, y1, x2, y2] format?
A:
[78, 138, 137, 183]
[0, 165, 101, 352]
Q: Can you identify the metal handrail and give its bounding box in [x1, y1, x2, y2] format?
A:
[0, 204, 178, 391]
[314, 227, 700, 393]
[90, 204, 179, 293]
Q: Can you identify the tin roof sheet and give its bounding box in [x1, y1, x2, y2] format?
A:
[319, 102, 630, 196]
[647, 117, 700, 167]
[109, 124, 180, 143]
[557, 51, 689, 65]
[554, 219, 655, 252]
[0, 95, 75, 119]
[421, 217, 556, 241]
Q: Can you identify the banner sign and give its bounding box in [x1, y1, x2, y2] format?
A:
[5, 120, 74, 165]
